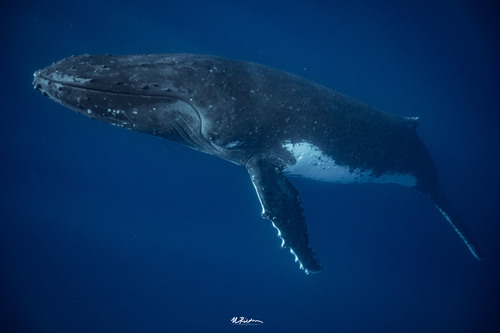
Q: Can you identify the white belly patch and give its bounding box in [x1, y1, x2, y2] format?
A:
[282, 142, 417, 187]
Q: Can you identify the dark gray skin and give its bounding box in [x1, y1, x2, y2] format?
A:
[33, 54, 482, 273]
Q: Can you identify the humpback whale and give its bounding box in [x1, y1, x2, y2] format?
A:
[33, 54, 482, 273]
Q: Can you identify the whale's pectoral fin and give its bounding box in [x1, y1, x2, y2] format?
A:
[430, 189, 483, 261]
[246, 155, 322, 274]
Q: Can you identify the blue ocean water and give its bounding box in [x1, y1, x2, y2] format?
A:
[1, 0, 499, 332]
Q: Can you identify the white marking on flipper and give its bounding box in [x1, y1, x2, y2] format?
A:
[250, 177, 311, 272]
[435, 205, 481, 261]
[248, 156, 319, 273]
[249, 176, 266, 216]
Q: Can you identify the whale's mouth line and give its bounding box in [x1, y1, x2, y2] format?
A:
[33, 69, 220, 153]
[33, 70, 180, 100]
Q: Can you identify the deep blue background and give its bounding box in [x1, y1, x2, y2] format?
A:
[1, 0, 499, 332]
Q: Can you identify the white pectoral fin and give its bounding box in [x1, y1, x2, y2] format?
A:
[246, 155, 323, 274]
[431, 190, 483, 261]
[435, 203, 482, 261]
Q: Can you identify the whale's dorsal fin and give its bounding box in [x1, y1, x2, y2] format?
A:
[404, 116, 420, 130]
[246, 155, 322, 273]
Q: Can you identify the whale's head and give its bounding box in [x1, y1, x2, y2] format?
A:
[33, 54, 219, 151]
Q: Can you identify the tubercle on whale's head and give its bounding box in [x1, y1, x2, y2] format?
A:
[32, 54, 216, 100]
[32, 54, 185, 110]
